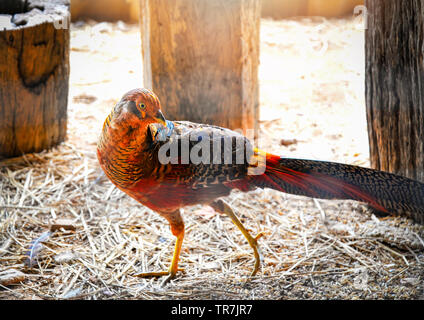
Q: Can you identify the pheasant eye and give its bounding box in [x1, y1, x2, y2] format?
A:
[139, 103, 146, 110]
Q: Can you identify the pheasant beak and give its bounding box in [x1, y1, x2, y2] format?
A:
[155, 110, 167, 127]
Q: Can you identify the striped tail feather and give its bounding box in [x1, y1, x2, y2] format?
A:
[252, 153, 424, 224]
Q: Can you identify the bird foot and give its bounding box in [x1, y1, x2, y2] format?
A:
[247, 232, 264, 277]
[134, 268, 185, 284]
[254, 232, 264, 242]
[210, 199, 265, 278]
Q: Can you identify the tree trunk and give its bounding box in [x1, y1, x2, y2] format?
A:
[0, 0, 70, 159]
[140, 0, 260, 137]
[365, 0, 424, 182]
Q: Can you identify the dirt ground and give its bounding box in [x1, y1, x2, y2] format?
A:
[0, 16, 423, 300]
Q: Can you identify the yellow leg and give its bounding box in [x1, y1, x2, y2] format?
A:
[210, 199, 264, 277]
[135, 210, 185, 284]
[162, 229, 184, 283]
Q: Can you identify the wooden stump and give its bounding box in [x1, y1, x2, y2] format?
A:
[140, 0, 260, 136]
[0, 0, 70, 159]
[365, 0, 424, 182]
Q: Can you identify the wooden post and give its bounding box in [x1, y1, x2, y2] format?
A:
[0, 0, 70, 159]
[140, 0, 260, 136]
[365, 0, 424, 182]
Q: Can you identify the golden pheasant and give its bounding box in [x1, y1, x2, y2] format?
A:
[97, 88, 424, 283]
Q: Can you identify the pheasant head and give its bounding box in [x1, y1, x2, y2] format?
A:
[97, 88, 168, 187]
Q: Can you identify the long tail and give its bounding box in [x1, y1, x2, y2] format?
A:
[251, 153, 424, 224]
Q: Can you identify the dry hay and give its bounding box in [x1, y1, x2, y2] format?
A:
[1, 17, 424, 300]
[1, 146, 423, 300]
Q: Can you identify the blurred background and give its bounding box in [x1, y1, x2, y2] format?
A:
[70, 0, 364, 22]
[6, 0, 423, 301]
[67, 0, 368, 166]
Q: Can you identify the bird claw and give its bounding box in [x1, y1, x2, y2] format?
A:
[254, 232, 264, 242]
[134, 268, 185, 284]
[134, 271, 168, 278]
